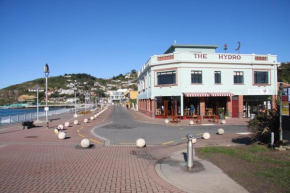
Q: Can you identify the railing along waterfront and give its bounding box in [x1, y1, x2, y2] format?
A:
[0, 108, 70, 125]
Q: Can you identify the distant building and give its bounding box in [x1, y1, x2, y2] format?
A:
[28, 88, 44, 92]
[66, 97, 80, 103]
[108, 89, 127, 104]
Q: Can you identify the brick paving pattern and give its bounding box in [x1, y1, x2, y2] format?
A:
[0, 106, 186, 193]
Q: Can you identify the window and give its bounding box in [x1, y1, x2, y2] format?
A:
[254, 71, 268, 84]
[157, 71, 176, 85]
[215, 71, 221, 84]
[234, 71, 244, 84]
[191, 71, 202, 83]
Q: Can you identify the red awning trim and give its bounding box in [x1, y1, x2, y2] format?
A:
[183, 92, 234, 97]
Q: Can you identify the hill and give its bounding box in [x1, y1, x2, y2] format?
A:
[0, 71, 137, 106]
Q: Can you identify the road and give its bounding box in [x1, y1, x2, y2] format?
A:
[94, 106, 249, 145]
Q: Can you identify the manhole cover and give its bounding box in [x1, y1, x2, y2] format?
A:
[25, 136, 38, 138]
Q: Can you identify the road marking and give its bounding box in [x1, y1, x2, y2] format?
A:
[179, 128, 184, 130]
[78, 134, 85, 138]
[197, 133, 203, 136]
[102, 109, 111, 122]
[80, 127, 83, 130]
[162, 141, 174, 145]
[181, 137, 186, 139]
[237, 132, 253, 135]
[201, 124, 214, 126]
[90, 139, 102, 144]
[77, 130, 80, 133]
[87, 124, 91, 126]
[119, 143, 135, 145]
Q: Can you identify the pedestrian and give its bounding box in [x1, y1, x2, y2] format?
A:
[190, 104, 195, 115]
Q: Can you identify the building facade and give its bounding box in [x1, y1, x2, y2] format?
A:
[108, 89, 127, 104]
[137, 44, 280, 119]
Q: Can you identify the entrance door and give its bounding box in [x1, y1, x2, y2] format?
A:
[232, 97, 238, 118]
[164, 101, 168, 118]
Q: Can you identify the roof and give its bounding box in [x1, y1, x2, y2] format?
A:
[164, 44, 219, 54]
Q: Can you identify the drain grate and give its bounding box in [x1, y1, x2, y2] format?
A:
[25, 136, 38, 138]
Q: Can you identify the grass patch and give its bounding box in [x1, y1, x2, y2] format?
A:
[196, 145, 290, 192]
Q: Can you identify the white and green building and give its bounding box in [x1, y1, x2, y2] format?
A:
[137, 44, 279, 119]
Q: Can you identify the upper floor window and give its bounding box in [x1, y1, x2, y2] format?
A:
[191, 71, 202, 83]
[234, 71, 244, 84]
[157, 71, 176, 85]
[254, 71, 269, 84]
[215, 71, 221, 84]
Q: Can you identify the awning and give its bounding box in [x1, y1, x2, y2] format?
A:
[183, 92, 234, 97]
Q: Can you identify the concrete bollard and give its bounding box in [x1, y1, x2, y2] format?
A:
[90, 116, 94, 120]
[74, 120, 79, 125]
[136, 138, 146, 147]
[218, 128, 224, 135]
[203, 132, 210, 139]
[54, 128, 59, 134]
[84, 118, 88, 123]
[165, 119, 169, 124]
[221, 120, 226, 124]
[189, 120, 194, 125]
[81, 139, 90, 148]
[58, 124, 64, 130]
[65, 122, 70, 127]
[58, 132, 66, 140]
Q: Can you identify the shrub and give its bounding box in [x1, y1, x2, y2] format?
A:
[248, 105, 280, 144]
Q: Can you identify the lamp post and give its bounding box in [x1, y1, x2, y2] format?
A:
[74, 86, 78, 118]
[36, 85, 40, 122]
[44, 64, 50, 129]
[279, 82, 283, 141]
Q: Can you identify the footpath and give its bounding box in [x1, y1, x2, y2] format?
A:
[0, 106, 250, 193]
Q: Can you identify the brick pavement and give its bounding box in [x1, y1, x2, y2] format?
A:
[0, 106, 251, 193]
[0, 106, 186, 193]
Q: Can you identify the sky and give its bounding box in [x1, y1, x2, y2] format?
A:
[0, 0, 289, 89]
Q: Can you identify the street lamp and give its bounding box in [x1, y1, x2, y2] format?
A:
[279, 82, 283, 141]
[36, 85, 40, 122]
[73, 85, 78, 118]
[44, 63, 50, 129]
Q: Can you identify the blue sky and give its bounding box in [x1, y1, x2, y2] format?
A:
[0, 0, 289, 89]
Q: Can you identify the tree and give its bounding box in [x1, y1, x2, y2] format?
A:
[278, 62, 290, 83]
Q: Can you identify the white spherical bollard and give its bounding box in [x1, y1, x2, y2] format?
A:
[218, 128, 224, 135]
[81, 139, 90, 148]
[94, 114, 97, 118]
[84, 118, 88, 123]
[221, 120, 226, 124]
[192, 137, 197, 144]
[58, 132, 66, 140]
[136, 138, 146, 147]
[58, 124, 64, 130]
[65, 122, 70, 127]
[90, 116, 94, 120]
[165, 119, 169, 124]
[189, 120, 194, 125]
[203, 132, 210, 140]
[54, 128, 59, 134]
[74, 120, 79, 125]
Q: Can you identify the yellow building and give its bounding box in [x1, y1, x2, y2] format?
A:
[125, 90, 138, 108]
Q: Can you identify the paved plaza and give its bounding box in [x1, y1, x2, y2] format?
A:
[0, 106, 251, 193]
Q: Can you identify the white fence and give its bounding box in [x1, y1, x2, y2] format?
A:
[0, 108, 70, 125]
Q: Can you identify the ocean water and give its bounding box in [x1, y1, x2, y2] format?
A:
[0, 108, 61, 117]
